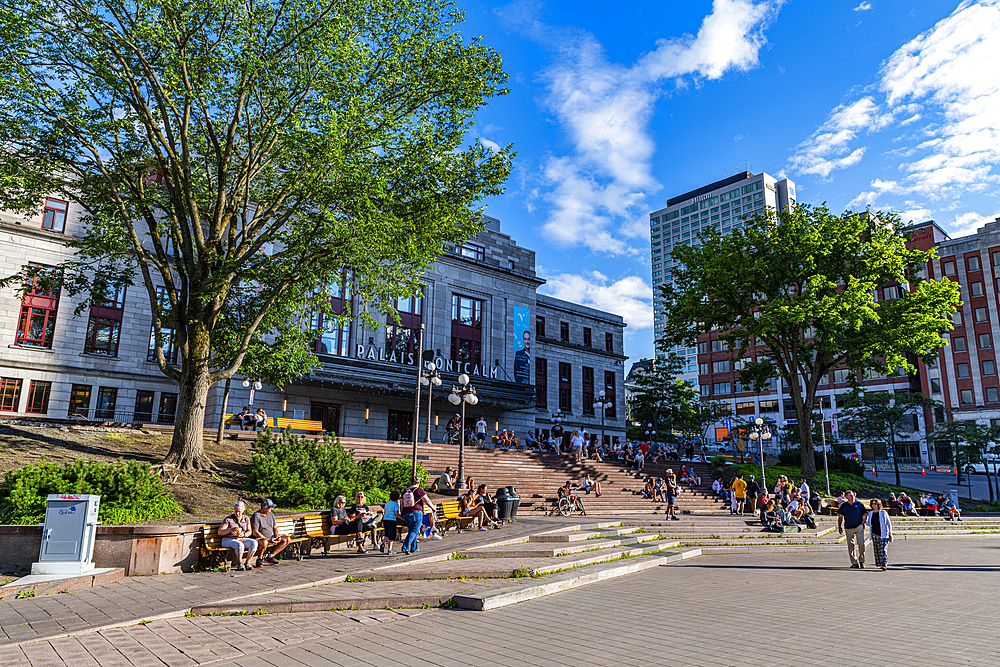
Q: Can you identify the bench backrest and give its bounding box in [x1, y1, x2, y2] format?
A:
[274, 417, 324, 431]
[439, 500, 463, 519]
[201, 524, 224, 549]
[303, 515, 329, 537]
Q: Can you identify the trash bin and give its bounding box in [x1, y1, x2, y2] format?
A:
[495, 487, 514, 522]
[507, 486, 520, 522]
[809, 492, 821, 514]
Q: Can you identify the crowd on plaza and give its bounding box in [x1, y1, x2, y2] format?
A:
[216, 473, 508, 569]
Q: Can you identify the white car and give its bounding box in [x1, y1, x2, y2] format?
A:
[961, 462, 998, 475]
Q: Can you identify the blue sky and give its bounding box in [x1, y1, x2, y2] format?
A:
[458, 0, 1000, 364]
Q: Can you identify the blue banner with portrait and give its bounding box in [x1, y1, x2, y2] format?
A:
[512, 305, 531, 384]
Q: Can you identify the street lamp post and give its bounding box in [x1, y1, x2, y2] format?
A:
[420, 362, 442, 443]
[448, 374, 478, 491]
[817, 412, 830, 496]
[593, 390, 613, 449]
[410, 325, 425, 483]
[747, 417, 772, 490]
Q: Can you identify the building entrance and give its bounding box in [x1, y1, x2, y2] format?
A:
[310, 403, 341, 434]
[387, 410, 413, 442]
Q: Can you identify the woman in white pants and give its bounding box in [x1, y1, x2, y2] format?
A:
[219, 501, 257, 571]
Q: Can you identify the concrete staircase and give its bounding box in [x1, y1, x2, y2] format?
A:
[339, 437, 726, 515]
[891, 516, 1000, 538]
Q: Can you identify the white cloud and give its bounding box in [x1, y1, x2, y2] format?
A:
[949, 211, 995, 236]
[540, 269, 654, 331]
[854, 2, 872, 11]
[791, 1, 1000, 204]
[789, 97, 892, 177]
[479, 138, 501, 154]
[896, 206, 934, 225]
[500, 0, 783, 254]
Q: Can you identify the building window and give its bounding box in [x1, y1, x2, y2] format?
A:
[712, 382, 730, 395]
[85, 288, 125, 356]
[312, 272, 353, 357]
[960, 388, 974, 405]
[957, 363, 970, 379]
[559, 362, 572, 411]
[699, 362, 709, 376]
[943, 261, 956, 276]
[560, 322, 569, 342]
[95, 387, 118, 420]
[25, 380, 51, 414]
[971, 282, 985, 297]
[451, 293, 483, 367]
[16, 264, 59, 348]
[953, 336, 966, 352]
[0, 378, 23, 412]
[832, 368, 850, 383]
[69, 384, 91, 417]
[980, 333, 992, 349]
[384, 294, 422, 361]
[536, 316, 545, 338]
[968, 255, 981, 272]
[536, 358, 547, 409]
[759, 400, 779, 413]
[134, 390, 155, 422]
[582, 367, 594, 415]
[603, 371, 617, 419]
[148, 285, 178, 364]
[583, 327, 592, 347]
[735, 401, 755, 415]
[954, 311, 963, 326]
[700, 384, 710, 396]
[930, 378, 942, 393]
[158, 393, 178, 425]
[712, 359, 730, 373]
[975, 307, 989, 323]
[988, 387, 999, 404]
[697, 341, 707, 354]
[42, 198, 68, 233]
[454, 242, 485, 261]
[711, 339, 728, 352]
[984, 360, 996, 376]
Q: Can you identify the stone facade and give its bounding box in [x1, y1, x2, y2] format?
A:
[0, 204, 627, 446]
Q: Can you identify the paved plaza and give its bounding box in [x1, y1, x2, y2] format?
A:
[1, 537, 997, 666]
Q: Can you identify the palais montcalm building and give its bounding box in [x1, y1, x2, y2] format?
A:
[0, 201, 627, 445]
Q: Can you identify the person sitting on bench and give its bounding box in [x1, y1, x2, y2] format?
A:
[251, 498, 290, 567]
[940, 494, 963, 521]
[218, 501, 257, 570]
[476, 485, 500, 524]
[330, 494, 371, 554]
[460, 488, 497, 531]
[253, 407, 267, 431]
[238, 406, 255, 431]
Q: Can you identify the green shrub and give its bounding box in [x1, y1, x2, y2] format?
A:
[0, 458, 183, 525]
[245, 429, 425, 510]
[710, 455, 728, 468]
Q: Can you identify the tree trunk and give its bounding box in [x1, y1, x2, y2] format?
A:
[985, 455, 994, 502]
[891, 433, 901, 487]
[215, 377, 232, 446]
[164, 327, 217, 471]
[794, 382, 817, 476]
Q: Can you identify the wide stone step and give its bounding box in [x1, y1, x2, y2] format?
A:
[465, 534, 667, 558]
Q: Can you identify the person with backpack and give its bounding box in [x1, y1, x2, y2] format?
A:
[400, 479, 427, 555]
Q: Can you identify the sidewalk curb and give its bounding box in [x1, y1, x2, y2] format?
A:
[453, 548, 701, 611]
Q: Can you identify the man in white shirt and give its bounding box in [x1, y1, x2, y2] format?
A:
[799, 478, 810, 500]
[476, 417, 488, 446]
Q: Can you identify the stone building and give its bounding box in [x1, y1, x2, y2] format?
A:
[0, 202, 627, 446]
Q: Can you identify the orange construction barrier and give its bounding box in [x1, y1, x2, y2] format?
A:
[921, 468, 926, 475]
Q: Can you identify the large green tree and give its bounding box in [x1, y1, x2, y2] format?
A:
[660, 204, 959, 476]
[625, 355, 713, 442]
[0, 0, 511, 469]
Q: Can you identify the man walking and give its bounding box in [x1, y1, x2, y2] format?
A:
[731, 474, 747, 516]
[837, 490, 867, 568]
[476, 417, 488, 446]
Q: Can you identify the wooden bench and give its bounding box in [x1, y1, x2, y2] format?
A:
[436, 500, 476, 533]
[273, 517, 310, 561]
[820, 497, 902, 516]
[302, 513, 385, 555]
[223, 414, 324, 435]
[199, 524, 235, 570]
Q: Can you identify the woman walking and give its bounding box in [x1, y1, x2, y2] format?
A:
[866, 498, 893, 570]
[664, 470, 680, 521]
